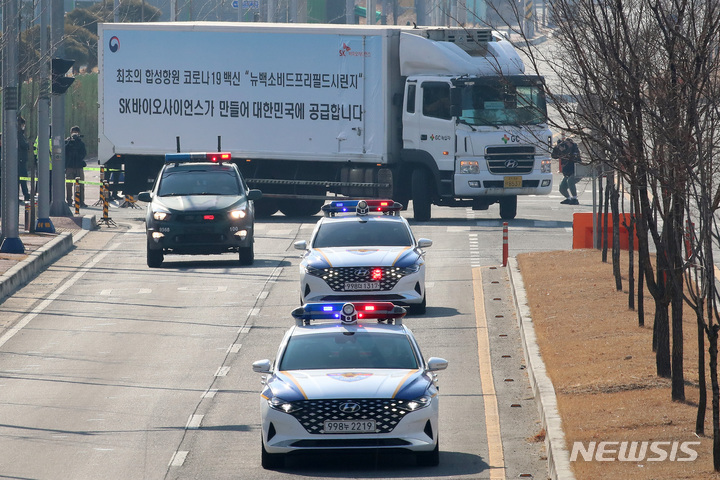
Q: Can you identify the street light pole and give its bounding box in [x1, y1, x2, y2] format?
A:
[1, 0, 25, 253]
[50, 0, 71, 216]
[36, 0, 55, 232]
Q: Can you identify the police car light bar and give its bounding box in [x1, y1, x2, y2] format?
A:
[321, 199, 403, 217]
[292, 302, 406, 326]
[165, 152, 232, 164]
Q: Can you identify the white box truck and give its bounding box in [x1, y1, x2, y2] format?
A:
[97, 22, 553, 220]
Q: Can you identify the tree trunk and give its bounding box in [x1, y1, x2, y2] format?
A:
[697, 306, 706, 435]
[671, 287, 685, 400]
[709, 324, 720, 471]
[602, 173, 611, 262]
[610, 174, 622, 291]
[637, 258, 644, 327]
[655, 304, 671, 377]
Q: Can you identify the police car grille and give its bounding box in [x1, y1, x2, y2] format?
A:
[485, 146, 535, 174]
[289, 399, 411, 434]
[308, 267, 414, 291]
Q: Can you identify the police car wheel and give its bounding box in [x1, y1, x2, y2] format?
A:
[239, 243, 254, 266]
[147, 244, 163, 268]
[417, 438, 440, 467]
[261, 439, 284, 469]
[409, 295, 426, 315]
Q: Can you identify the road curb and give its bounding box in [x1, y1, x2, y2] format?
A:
[0, 232, 74, 304]
[507, 257, 575, 480]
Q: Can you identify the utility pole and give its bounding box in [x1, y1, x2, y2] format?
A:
[1, 0, 25, 253]
[36, 0, 54, 232]
[50, 0, 71, 216]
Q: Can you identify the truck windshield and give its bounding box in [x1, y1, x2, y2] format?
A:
[457, 78, 547, 126]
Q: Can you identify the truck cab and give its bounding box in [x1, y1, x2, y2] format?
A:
[399, 30, 553, 220]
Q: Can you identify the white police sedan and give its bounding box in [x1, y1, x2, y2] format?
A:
[252, 302, 448, 469]
[294, 200, 432, 314]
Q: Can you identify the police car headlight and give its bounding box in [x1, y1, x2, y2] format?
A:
[229, 209, 247, 220]
[303, 265, 324, 277]
[268, 397, 303, 414]
[153, 210, 170, 221]
[459, 160, 480, 174]
[400, 395, 433, 411]
[407, 262, 422, 274]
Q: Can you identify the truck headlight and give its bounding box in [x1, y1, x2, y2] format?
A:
[459, 160, 479, 174]
[541, 159, 552, 174]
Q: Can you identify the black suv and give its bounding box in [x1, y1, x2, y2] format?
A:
[138, 152, 262, 268]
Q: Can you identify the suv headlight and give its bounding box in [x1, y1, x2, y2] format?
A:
[229, 209, 247, 220]
[268, 397, 303, 413]
[302, 264, 324, 277]
[153, 210, 170, 221]
[459, 160, 480, 174]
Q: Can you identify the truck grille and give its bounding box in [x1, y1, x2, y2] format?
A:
[485, 146, 536, 174]
[306, 266, 414, 292]
[288, 398, 414, 434]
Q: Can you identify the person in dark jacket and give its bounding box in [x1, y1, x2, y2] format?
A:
[551, 136, 581, 205]
[18, 117, 30, 201]
[65, 125, 87, 207]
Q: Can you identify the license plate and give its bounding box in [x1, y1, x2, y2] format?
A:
[345, 282, 380, 291]
[323, 420, 376, 433]
[504, 176, 522, 188]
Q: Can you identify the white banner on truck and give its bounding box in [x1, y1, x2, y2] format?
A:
[102, 28, 384, 160]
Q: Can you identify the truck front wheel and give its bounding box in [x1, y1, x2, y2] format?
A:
[499, 196, 517, 220]
[411, 169, 432, 222]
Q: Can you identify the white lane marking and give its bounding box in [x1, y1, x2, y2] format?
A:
[227, 344, 242, 354]
[186, 415, 203, 430]
[215, 366, 230, 377]
[100, 288, 151, 296]
[169, 451, 188, 467]
[202, 389, 218, 399]
[0, 244, 119, 350]
[249, 308, 260, 316]
[178, 286, 227, 292]
[238, 326, 251, 334]
[257, 291, 269, 300]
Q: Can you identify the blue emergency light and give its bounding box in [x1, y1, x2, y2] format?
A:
[321, 199, 403, 217]
[292, 301, 406, 325]
[165, 152, 232, 164]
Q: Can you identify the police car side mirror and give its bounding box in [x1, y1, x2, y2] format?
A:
[426, 357, 448, 372]
[252, 359, 272, 374]
[247, 189, 262, 201]
[294, 240, 308, 251]
[417, 238, 433, 248]
[138, 191, 152, 202]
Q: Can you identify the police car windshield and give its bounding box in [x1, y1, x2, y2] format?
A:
[313, 221, 413, 248]
[158, 168, 243, 197]
[279, 332, 419, 370]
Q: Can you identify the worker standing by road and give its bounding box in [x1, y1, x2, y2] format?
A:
[64, 125, 87, 207]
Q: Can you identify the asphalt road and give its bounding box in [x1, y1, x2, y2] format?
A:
[0, 173, 587, 480]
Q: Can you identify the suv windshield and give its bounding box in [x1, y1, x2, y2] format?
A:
[158, 165, 243, 197]
[279, 332, 419, 370]
[313, 221, 413, 248]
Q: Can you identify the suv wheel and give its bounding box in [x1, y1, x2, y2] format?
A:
[239, 243, 254, 266]
[147, 243, 163, 268]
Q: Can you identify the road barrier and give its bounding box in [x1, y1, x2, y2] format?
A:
[502, 222, 509, 267]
